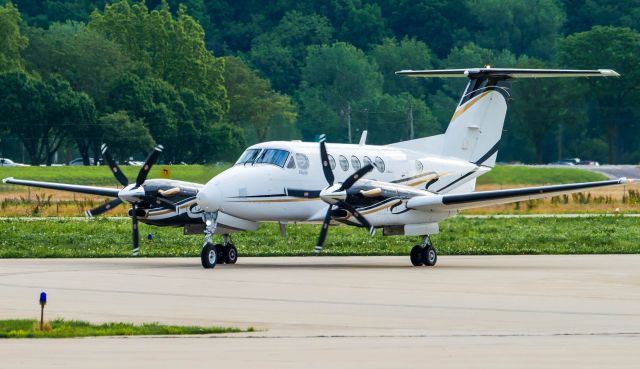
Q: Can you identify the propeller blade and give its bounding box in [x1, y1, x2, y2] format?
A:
[135, 145, 164, 187]
[132, 204, 140, 256]
[100, 144, 128, 186]
[319, 137, 334, 186]
[315, 206, 333, 253]
[339, 164, 374, 191]
[339, 201, 376, 236]
[84, 198, 123, 217]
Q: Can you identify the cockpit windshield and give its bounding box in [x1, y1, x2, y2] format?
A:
[255, 149, 290, 167]
[235, 149, 261, 165]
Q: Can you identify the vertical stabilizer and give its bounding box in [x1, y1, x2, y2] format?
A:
[395, 68, 619, 168]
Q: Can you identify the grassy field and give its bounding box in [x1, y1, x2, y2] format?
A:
[477, 165, 607, 185]
[0, 164, 605, 187]
[0, 164, 227, 187]
[0, 319, 244, 338]
[1, 217, 639, 257]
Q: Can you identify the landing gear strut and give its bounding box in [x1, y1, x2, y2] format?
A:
[410, 235, 437, 267]
[201, 212, 218, 269]
[200, 213, 239, 268]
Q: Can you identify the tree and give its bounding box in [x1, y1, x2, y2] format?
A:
[249, 11, 333, 94]
[369, 37, 433, 98]
[89, 0, 228, 117]
[353, 93, 439, 144]
[466, 0, 566, 59]
[0, 71, 95, 165]
[0, 2, 28, 72]
[23, 21, 132, 111]
[100, 111, 155, 161]
[558, 26, 640, 163]
[223, 56, 296, 143]
[298, 42, 383, 142]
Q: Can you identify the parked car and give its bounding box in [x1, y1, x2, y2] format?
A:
[548, 160, 576, 166]
[0, 158, 29, 166]
[576, 160, 600, 166]
[67, 158, 95, 166]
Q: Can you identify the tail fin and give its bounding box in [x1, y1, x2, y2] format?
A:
[396, 68, 618, 167]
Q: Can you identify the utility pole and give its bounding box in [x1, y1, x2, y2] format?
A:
[408, 104, 414, 140]
[346, 103, 352, 144]
[557, 122, 563, 160]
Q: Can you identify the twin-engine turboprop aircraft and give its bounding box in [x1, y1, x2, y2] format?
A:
[3, 67, 632, 269]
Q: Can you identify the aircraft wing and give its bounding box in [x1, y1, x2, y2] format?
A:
[2, 177, 120, 197]
[406, 178, 631, 212]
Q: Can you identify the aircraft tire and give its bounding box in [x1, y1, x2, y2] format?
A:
[423, 246, 437, 266]
[201, 243, 217, 269]
[224, 244, 238, 264]
[214, 244, 225, 264]
[410, 245, 424, 266]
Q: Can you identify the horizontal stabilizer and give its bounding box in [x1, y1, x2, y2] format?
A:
[395, 68, 619, 79]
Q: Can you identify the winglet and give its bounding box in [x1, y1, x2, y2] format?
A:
[1, 177, 12, 184]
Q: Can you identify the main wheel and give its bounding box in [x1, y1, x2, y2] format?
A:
[201, 242, 217, 269]
[410, 245, 424, 266]
[214, 244, 225, 264]
[223, 244, 238, 264]
[422, 246, 437, 266]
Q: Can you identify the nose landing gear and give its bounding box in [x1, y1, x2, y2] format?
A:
[200, 212, 239, 268]
[410, 235, 437, 267]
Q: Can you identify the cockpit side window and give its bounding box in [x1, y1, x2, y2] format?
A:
[286, 156, 296, 169]
[255, 149, 290, 167]
[235, 149, 261, 165]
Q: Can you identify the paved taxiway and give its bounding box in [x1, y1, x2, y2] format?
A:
[1, 255, 639, 368]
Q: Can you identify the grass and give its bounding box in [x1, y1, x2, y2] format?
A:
[477, 165, 607, 185]
[1, 217, 639, 257]
[0, 164, 604, 188]
[0, 319, 245, 338]
[0, 164, 227, 187]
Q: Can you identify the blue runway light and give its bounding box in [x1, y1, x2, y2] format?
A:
[39, 291, 47, 305]
[147, 233, 153, 241]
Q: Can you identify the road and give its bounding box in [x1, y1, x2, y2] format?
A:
[587, 165, 640, 180]
[0, 256, 639, 368]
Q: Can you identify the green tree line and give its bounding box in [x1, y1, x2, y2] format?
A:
[1, 0, 640, 164]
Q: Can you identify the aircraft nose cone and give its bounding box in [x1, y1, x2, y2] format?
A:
[197, 184, 223, 212]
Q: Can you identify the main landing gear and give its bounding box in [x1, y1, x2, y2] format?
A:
[410, 235, 437, 267]
[200, 212, 239, 269]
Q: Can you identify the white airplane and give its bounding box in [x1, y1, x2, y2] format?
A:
[3, 67, 631, 269]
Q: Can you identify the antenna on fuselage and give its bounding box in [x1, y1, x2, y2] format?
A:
[358, 130, 368, 145]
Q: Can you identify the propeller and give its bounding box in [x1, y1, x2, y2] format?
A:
[315, 136, 375, 253]
[85, 144, 164, 255]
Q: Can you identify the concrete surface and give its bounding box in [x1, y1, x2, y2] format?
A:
[0, 255, 639, 368]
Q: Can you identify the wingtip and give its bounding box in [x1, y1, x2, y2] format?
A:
[599, 69, 620, 77]
[2, 177, 13, 184]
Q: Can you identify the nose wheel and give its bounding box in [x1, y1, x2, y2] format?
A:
[410, 236, 437, 267]
[201, 242, 217, 268]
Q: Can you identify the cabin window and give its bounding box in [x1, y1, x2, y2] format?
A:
[351, 156, 361, 170]
[295, 153, 309, 169]
[255, 149, 290, 167]
[415, 160, 423, 172]
[235, 149, 261, 165]
[363, 156, 373, 168]
[338, 155, 349, 171]
[327, 154, 336, 170]
[286, 156, 296, 169]
[374, 157, 385, 173]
